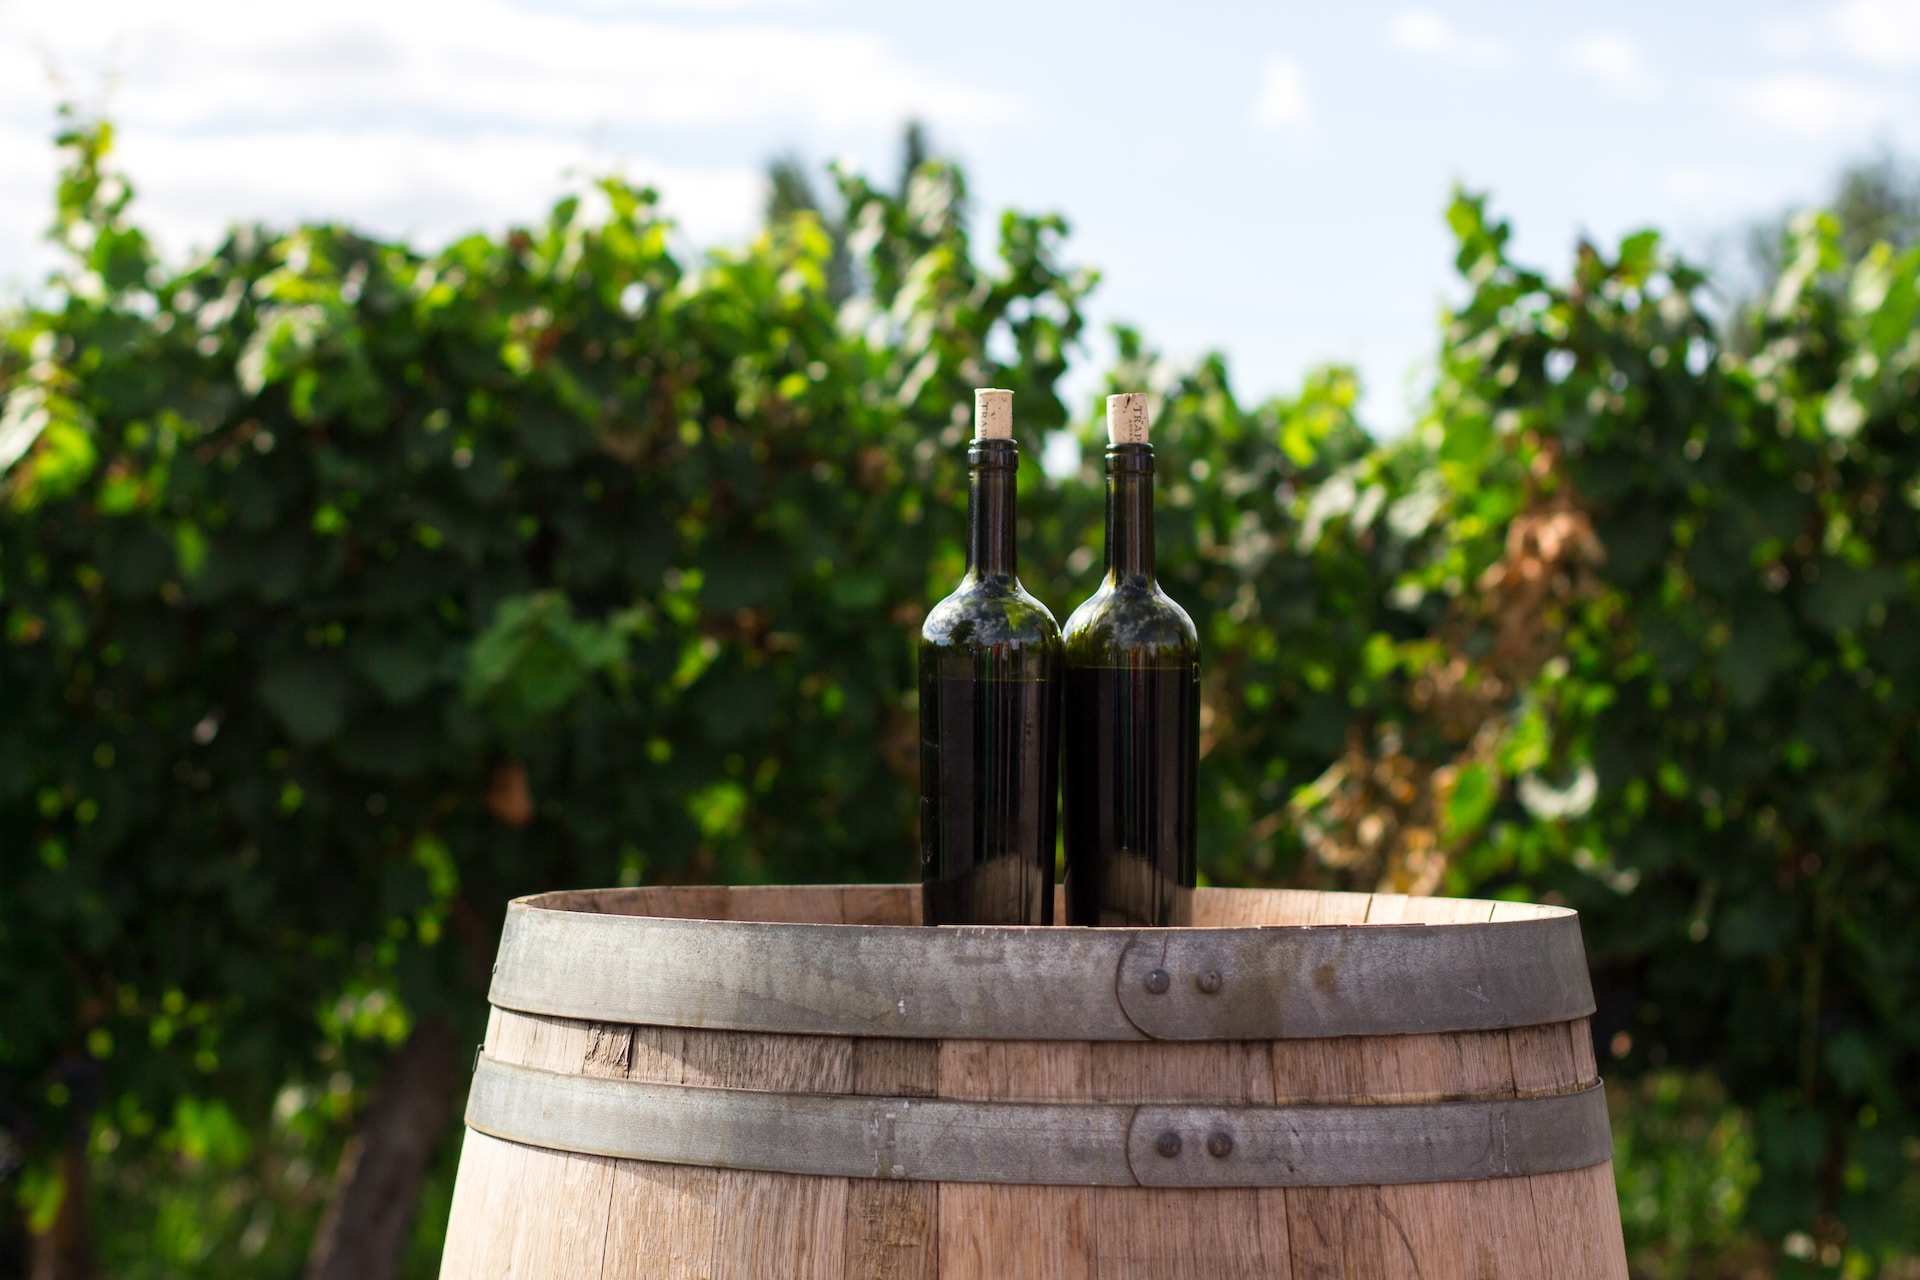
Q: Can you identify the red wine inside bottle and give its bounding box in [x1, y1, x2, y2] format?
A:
[1062, 393, 1200, 927]
[920, 673, 1057, 925]
[1062, 664, 1197, 927]
[918, 389, 1062, 926]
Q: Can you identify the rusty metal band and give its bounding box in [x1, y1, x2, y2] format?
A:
[465, 1055, 1613, 1188]
[487, 901, 1594, 1042]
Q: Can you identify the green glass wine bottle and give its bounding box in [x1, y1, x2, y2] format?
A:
[918, 389, 1062, 925]
[1062, 393, 1200, 927]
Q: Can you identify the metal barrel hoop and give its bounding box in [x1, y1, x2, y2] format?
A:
[487, 897, 1595, 1043]
[465, 1055, 1614, 1189]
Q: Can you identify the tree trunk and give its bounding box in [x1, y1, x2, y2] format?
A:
[29, 1138, 94, 1280]
[305, 1017, 463, 1280]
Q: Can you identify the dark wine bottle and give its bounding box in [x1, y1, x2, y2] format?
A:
[1062, 393, 1200, 927]
[918, 389, 1062, 926]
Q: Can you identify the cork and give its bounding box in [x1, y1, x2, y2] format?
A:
[974, 388, 1013, 440]
[1107, 392, 1150, 445]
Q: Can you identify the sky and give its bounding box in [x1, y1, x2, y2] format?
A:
[1, 0, 1916, 431]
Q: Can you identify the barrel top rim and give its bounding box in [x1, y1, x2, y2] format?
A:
[487, 884, 1595, 1039]
[505, 883, 1578, 930]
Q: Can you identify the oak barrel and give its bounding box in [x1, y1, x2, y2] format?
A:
[440, 885, 1627, 1278]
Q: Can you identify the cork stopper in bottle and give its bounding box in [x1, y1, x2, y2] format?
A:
[1107, 392, 1150, 445]
[974, 388, 1013, 440]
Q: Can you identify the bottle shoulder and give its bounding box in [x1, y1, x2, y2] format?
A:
[921, 575, 1062, 652]
[1061, 579, 1199, 666]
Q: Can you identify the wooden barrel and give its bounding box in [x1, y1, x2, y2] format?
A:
[440, 885, 1627, 1278]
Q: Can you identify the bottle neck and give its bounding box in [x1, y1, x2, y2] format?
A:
[1104, 443, 1155, 585]
[966, 439, 1018, 580]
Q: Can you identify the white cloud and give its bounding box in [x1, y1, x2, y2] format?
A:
[1387, 11, 1506, 68]
[3, 0, 1014, 133]
[0, 121, 765, 282]
[1756, 16, 1818, 56]
[1728, 72, 1906, 137]
[1832, 0, 1920, 67]
[1252, 56, 1311, 131]
[0, 121, 61, 292]
[113, 129, 765, 258]
[1568, 33, 1658, 99]
[0, 0, 1015, 276]
[1758, 1, 1920, 68]
[1662, 162, 1766, 212]
[553, 0, 811, 10]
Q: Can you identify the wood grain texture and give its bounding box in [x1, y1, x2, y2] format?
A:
[1275, 1026, 1518, 1108]
[582, 1021, 633, 1079]
[501, 1147, 616, 1278]
[1528, 1162, 1631, 1280]
[1509, 1018, 1622, 1279]
[712, 1167, 849, 1280]
[437, 1127, 508, 1277]
[602, 1159, 720, 1280]
[1088, 1040, 1290, 1279]
[534, 884, 733, 919]
[1366, 894, 1495, 925]
[729, 885, 849, 923]
[627, 1023, 696, 1085]
[1488, 899, 1560, 922]
[938, 1039, 1091, 1102]
[848, 1038, 940, 1280]
[1510, 1018, 1596, 1097]
[1090, 1040, 1277, 1105]
[1090, 1188, 1291, 1280]
[1375, 1177, 1548, 1279]
[707, 1014, 853, 1280]
[939, 1041, 1093, 1278]
[1286, 1187, 1388, 1279]
[848, 1180, 939, 1280]
[437, 1131, 619, 1278]
[1360, 1029, 1516, 1102]
[843, 885, 918, 926]
[680, 1027, 854, 1092]
[853, 1036, 941, 1098]
[940, 1184, 1093, 1280]
[485, 1008, 598, 1072]
[618, 1021, 859, 1092]
[601, 1007, 726, 1280]
[1271, 1037, 1373, 1106]
[1220, 888, 1375, 926]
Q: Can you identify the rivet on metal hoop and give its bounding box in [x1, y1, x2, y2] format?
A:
[1144, 968, 1171, 995]
[1206, 1130, 1235, 1159]
[1155, 1131, 1183, 1158]
[1196, 970, 1223, 995]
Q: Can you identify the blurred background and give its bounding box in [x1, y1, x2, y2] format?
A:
[1, 1, 1916, 1276]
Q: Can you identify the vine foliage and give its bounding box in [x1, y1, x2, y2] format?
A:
[2, 118, 1917, 1270]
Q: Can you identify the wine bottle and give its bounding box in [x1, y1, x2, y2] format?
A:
[918, 389, 1062, 926]
[1062, 393, 1200, 927]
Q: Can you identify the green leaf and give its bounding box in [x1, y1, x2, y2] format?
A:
[257, 656, 351, 743]
[465, 591, 629, 723]
[686, 780, 747, 841]
[1443, 761, 1499, 838]
[1716, 596, 1796, 708]
[348, 624, 446, 704]
[1802, 563, 1905, 634]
